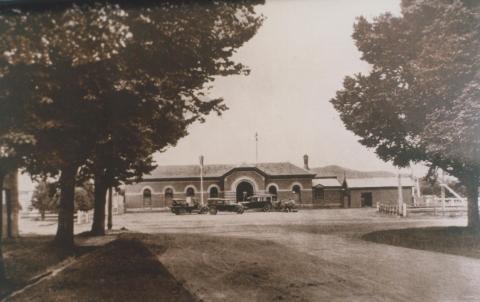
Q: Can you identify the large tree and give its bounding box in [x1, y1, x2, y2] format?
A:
[87, 1, 265, 235]
[331, 0, 480, 228]
[0, 1, 264, 245]
[0, 134, 33, 281]
[0, 2, 136, 249]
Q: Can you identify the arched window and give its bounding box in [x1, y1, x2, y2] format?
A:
[186, 187, 195, 197]
[143, 188, 152, 207]
[292, 185, 301, 202]
[165, 188, 174, 198]
[209, 187, 219, 198]
[164, 188, 174, 207]
[268, 185, 278, 201]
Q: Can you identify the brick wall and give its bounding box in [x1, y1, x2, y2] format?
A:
[267, 177, 313, 204]
[125, 179, 223, 208]
[312, 188, 343, 207]
[124, 172, 316, 208]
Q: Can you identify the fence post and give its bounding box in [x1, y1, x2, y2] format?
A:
[76, 210, 82, 225]
[402, 203, 407, 217]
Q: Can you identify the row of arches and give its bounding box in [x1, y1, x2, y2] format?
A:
[141, 183, 303, 206]
[142, 186, 220, 207]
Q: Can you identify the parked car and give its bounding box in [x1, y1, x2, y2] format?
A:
[170, 198, 208, 215]
[207, 198, 244, 215]
[272, 199, 297, 212]
[240, 194, 274, 212]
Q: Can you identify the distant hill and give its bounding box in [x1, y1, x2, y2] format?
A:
[310, 165, 396, 183]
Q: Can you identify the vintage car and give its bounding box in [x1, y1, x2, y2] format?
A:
[272, 199, 297, 212]
[207, 198, 244, 215]
[170, 198, 208, 215]
[240, 194, 274, 212]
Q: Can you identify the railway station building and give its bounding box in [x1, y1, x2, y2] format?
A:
[124, 161, 315, 209]
[124, 155, 414, 210]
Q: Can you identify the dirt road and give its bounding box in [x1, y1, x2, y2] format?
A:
[20, 209, 479, 301]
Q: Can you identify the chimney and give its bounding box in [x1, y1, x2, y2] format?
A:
[303, 154, 309, 170]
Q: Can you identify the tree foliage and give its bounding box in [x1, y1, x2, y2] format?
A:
[30, 180, 57, 219]
[331, 0, 480, 227]
[31, 180, 95, 215]
[0, 0, 264, 245]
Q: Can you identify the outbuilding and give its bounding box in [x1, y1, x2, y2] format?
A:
[312, 177, 344, 208]
[344, 177, 414, 208]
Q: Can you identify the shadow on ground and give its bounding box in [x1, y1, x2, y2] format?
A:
[6, 237, 197, 302]
[363, 226, 480, 259]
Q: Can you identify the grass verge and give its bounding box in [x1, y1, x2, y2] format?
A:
[1, 236, 76, 298]
[7, 237, 196, 302]
[363, 226, 480, 258]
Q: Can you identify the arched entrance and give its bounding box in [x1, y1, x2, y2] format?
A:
[236, 181, 254, 202]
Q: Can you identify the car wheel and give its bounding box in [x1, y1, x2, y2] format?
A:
[237, 207, 244, 214]
[209, 208, 218, 215]
[263, 203, 272, 212]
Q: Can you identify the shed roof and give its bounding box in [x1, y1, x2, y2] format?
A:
[346, 177, 414, 189]
[145, 162, 313, 179]
[312, 178, 342, 188]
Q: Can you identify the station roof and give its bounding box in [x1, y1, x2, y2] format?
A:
[312, 177, 342, 188]
[145, 162, 314, 179]
[346, 177, 414, 189]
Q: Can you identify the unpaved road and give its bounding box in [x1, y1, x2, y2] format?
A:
[20, 209, 479, 301]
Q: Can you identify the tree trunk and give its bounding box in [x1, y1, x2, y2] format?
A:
[90, 170, 107, 236]
[54, 165, 77, 250]
[465, 175, 480, 230]
[5, 189, 12, 239]
[41, 209, 45, 221]
[0, 243, 4, 283]
[107, 186, 113, 231]
[0, 174, 6, 282]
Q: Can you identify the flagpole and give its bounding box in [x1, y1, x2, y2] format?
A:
[200, 155, 204, 206]
[255, 132, 258, 163]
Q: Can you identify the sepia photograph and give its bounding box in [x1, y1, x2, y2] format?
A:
[0, 0, 479, 301]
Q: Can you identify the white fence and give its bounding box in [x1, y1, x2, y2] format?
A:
[378, 203, 407, 216]
[75, 193, 125, 225]
[76, 210, 94, 225]
[378, 197, 478, 217]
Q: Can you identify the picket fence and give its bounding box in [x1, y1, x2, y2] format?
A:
[377, 197, 477, 217]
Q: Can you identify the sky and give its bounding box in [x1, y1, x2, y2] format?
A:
[20, 0, 414, 192]
[154, 0, 404, 170]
